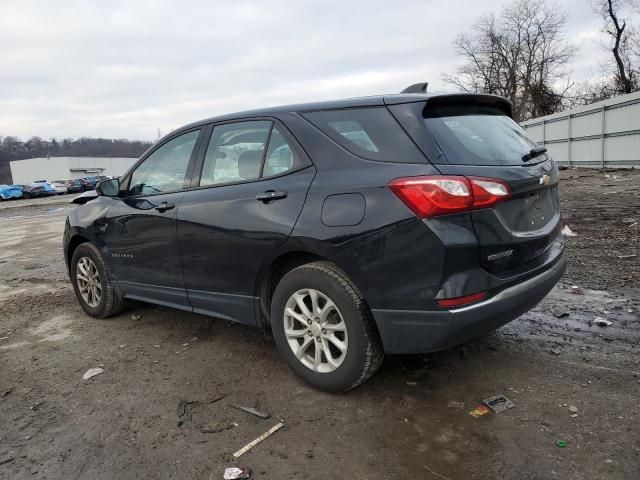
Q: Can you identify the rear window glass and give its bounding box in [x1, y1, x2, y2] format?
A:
[424, 105, 540, 166]
[303, 107, 425, 163]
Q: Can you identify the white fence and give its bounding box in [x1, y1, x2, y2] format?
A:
[521, 91, 640, 167]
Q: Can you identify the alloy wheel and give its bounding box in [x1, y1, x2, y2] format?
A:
[76, 256, 102, 308]
[283, 288, 348, 373]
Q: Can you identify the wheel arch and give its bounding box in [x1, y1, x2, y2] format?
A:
[256, 250, 326, 327]
[255, 247, 373, 328]
[66, 234, 90, 270]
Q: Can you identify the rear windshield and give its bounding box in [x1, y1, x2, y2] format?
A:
[424, 105, 540, 166]
[303, 107, 425, 163]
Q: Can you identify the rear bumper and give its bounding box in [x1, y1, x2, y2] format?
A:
[371, 253, 566, 354]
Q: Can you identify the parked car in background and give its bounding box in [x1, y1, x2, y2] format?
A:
[0, 184, 23, 200]
[51, 181, 68, 195]
[64, 89, 565, 392]
[64, 179, 84, 193]
[79, 177, 96, 190]
[21, 182, 57, 198]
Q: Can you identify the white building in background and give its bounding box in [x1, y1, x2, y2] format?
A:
[9, 156, 138, 184]
[521, 90, 640, 168]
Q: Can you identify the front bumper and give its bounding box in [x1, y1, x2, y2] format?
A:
[371, 253, 566, 354]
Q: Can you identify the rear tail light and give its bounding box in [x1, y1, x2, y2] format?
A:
[388, 175, 511, 219]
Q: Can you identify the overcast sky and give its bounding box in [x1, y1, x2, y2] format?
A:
[0, 0, 634, 140]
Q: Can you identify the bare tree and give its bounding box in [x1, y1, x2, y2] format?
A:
[594, 0, 639, 94]
[443, 0, 576, 121]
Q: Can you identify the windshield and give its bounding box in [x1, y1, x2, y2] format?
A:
[424, 106, 541, 166]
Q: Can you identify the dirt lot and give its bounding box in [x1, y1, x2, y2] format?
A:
[1, 170, 639, 480]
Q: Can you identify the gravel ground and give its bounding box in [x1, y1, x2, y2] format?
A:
[1, 171, 639, 480]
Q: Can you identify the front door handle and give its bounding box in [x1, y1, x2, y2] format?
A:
[256, 190, 288, 203]
[155, 202, 175, 213]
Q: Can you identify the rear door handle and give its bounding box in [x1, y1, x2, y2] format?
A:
[256, 190, 288, 203]
[155, 202, 175, 213]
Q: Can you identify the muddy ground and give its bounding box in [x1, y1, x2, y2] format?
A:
[1, 170, 639, 480]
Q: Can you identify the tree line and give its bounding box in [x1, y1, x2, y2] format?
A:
[0, 136, 152, 184]
[444, 0, 640, 121]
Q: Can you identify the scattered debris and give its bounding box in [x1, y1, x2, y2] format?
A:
[423, 464, 451, 480]
[233, 422, 284, 458]
[229, 403, 271, 420]
[446, 401, 465, 409]
[131, 314, 141, 321]
[594, 317, 613, 327]
[556, 439, 567, 448]
[483, 394, 515, 413]
[469, 405, 491, 417]
[549, 348, 561, 355]
[617, 254, 637, 259]
[568, 405, 579, 413]
[552, 310, 570, 318]
[118, 344, 127, 349]
[82, 367, 105, 380]
[223, 467, 251, 479]
[406, 381, 417, 386]
[0, 457, 15, 466]
[561, 225, 577, 237]
[0, 336, 9, 341]
[570, 285, 584, 294]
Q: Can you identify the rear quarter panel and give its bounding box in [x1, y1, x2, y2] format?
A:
[278, 112, 448, 310]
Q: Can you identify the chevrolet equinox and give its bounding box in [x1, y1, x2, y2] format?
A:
[64, 87, 566, 392]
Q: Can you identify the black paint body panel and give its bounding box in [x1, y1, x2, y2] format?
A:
[63, 92, 565, 353]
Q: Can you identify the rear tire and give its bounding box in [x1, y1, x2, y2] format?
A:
[271, 261, 383, 392]
[71, 243, 123, 318]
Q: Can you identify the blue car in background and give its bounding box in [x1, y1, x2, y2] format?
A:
[0, 184, 23, 200]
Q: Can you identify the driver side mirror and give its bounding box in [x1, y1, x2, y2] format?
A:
[96, 178, 120, 197]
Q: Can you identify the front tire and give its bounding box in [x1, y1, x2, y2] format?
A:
[71, 243, 123, 318]
[271, 261, 383, 392]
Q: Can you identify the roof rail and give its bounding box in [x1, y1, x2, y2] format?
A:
[400, 82, 428, 94]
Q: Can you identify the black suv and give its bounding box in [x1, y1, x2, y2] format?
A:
[64, 88, 565, 392]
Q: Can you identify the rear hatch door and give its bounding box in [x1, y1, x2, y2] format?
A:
[390, 95, 562, 274]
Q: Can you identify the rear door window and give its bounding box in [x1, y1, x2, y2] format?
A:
[424, 105, 539, 166]
[303, 107, 425, 163]
[199, 121, 309, 187]
[200, 121, 271, 186]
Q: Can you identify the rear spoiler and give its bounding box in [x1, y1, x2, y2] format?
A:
[423, 94, 513, 118]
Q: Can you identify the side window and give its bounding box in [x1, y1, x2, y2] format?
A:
[128, 130, 199, 195]
[263, 126, 305, 177]
[200, 121, 271, 186]
[303, 107, 425, 163]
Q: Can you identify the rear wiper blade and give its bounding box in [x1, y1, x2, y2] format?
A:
[522, 146, 547, 162]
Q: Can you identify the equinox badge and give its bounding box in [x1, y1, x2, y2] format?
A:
[487, 249, 514, 261]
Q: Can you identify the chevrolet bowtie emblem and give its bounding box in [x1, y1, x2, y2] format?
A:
[539, 174, 550, 185]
